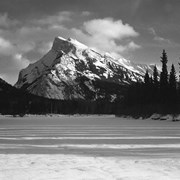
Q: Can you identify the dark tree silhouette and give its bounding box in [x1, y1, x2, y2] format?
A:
[143, 70, 154, 103]
[144, 70, 150, 84]
[169, 64, 177, 103]
[117, 51, 180, 117]
[169, 64, 177, 90]
[153, 65, 159, 87]
[152, 65, 159, 102]
[160, 50, 169, 102]
[178, 62, 180, 98]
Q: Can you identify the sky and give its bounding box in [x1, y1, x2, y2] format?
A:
[0, 0, 180, 84]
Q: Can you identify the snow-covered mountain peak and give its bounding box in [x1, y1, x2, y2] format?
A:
[15, 36, 154, 100]
[52, 37, 89, 58]
[67, 37, 88, 49]
[57, 36, 66, 41]
[52, 37, 74, 53]
[104, 52, 115, 59]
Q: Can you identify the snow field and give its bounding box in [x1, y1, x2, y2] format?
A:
[0, 115, 180, 179]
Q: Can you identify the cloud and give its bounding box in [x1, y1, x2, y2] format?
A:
[0, 37, 14, 55]
[0, 13, 141, 84]
[18, 16, 140, 58]
[33, 11, 72, 26]
[81, 11, 91, 16]
[37, 41, 52, 54]
[84, 18, 138, 40]
[14, 53, 29, 68]
[0, 53, 30, 85]
[0, 12, 73, 84]
[0, 13, 19, 28]
[127, 41, 141, 50]
[18, 15, 140, 57]
[154, 36, 171, 44]
[71, 18, 140, 57]
[0, 36, 31, 84]
[0, 36, 34, 58]
[148, 27, 156, 35]
[149, 27, 171, 44]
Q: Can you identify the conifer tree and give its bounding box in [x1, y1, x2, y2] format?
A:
[153, 65, 159, 87]
[144, 70, 150, 85]
[169, 64, 177, 90]
[160, 50, 169, 102]
[151, 65, 159, 102]
[169, 64, 177, 102]
[143, 70, 153, 103]
[160, 50, 168, 87]
[178, 62, 180, 98]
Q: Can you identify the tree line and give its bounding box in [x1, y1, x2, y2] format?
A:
[0, 80, 117, 115]
[117, 49, 180, 117]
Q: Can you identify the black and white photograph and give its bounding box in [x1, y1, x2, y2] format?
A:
[0, 0, 180, 179]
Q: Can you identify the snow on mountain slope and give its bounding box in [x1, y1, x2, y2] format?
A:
[15, 37, 154, 100]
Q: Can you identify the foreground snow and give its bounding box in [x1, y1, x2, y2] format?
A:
[0, 154, 180, 180]
[0, 115, 180, 179]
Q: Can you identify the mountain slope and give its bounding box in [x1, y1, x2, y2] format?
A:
[0, 77, 17, 94]
[15, 37, 154, 100]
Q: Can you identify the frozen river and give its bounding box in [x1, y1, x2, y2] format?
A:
[0, 115, 180, 157]
[0, 115, 180, 179]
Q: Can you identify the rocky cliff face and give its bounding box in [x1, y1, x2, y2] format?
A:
[15, 36, 154, 100]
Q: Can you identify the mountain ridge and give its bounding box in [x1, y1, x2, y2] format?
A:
[15, 36, 154, 100]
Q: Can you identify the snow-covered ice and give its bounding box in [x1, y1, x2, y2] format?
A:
[0, 115, 180, 179]
[1, 154, 180, 180]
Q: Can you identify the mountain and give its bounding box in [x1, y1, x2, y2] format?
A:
[0, 77, 60, 115]
[0, 77, 16, 93]
[15, 37, 154, 100]
[0, 77, 22, 114]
